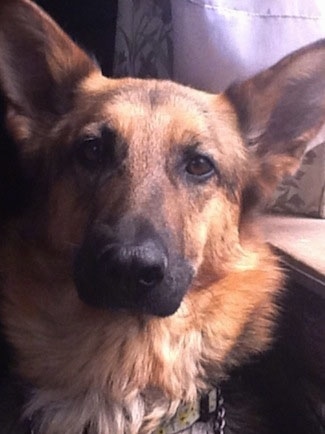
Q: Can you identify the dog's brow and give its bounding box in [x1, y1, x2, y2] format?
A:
[173, 130, 217, 153]
[79, 121, 115, 137]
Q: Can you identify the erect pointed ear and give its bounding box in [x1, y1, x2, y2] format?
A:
[0, 0, 98, 123]
[225, 39, 325, 200]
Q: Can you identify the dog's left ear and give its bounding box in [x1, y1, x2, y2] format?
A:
[226, 39, 325, 198]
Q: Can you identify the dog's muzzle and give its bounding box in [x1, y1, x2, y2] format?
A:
[73, 223, 193, 317]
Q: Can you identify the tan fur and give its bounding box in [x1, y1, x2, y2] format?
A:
[1, 1, 325, 433]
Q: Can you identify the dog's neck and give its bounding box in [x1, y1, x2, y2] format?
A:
[25, 386, 226, 434]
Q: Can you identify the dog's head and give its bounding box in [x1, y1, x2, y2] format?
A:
[1, 0, 325, 322]
[69, 81, 250, 317]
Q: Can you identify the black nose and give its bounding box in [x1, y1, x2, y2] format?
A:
[99, 240, 168, 291]
[74, 221, 193, 316]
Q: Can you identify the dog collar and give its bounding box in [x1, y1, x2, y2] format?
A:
[154, 387, 226, 434]
[27, 387, 225, 434]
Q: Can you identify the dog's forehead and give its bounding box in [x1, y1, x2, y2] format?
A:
[80, 75, 232, 142]
[109, 89, 209, 149]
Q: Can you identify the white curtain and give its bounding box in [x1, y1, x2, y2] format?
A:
[172, 0, 325, 92]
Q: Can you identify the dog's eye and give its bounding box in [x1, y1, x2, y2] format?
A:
[76, 137, 104, 170]
[185, 155, 216, 179]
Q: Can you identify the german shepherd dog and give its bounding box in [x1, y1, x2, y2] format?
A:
[0, 1, 324, 433]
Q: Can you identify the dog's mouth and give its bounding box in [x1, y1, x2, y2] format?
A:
[73, 227, 194, 317]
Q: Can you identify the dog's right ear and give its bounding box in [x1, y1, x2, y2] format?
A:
[0, 0, 98, 127]
[226, 39, 325, 205]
